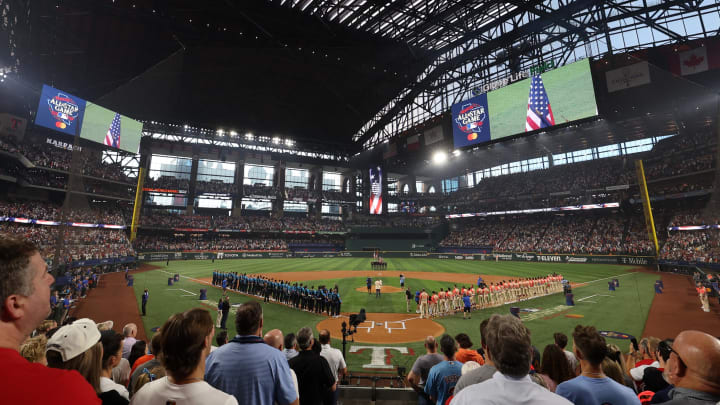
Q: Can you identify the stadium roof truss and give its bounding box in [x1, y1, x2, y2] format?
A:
[277, 0, 720, 149]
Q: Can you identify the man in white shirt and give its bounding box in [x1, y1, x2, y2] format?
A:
[450, 314, 572, 405]
[318, 330, 347, 405]
[375, 279, 382, 298]
[122, 323, 138, 359]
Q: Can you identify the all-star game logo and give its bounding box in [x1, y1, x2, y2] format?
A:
[455, 102, 486, 142]
[47, 92, 80, 130]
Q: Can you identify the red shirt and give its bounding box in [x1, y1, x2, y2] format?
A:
[0, 348, 100, 404]
[130, 354, 155, 375]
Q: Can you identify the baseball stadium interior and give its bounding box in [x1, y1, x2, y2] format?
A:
[2, 1, 720, 404]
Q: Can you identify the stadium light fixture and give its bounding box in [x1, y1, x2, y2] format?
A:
[285, 139, 295, 147]
[245, 133, 254, 141]
[452, 150, 461, 157]
[272, 137, 282, 144]
[432, 151, 447, 165]
[230, 131, 238, 137]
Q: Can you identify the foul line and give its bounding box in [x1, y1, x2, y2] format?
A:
[582, 271, 638, 285]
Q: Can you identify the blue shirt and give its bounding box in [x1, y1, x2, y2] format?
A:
[556, 375, 640, 405]
[205, 337, 297, 405]
[424, 360, 462, 405]
[463, 295, 471, 308]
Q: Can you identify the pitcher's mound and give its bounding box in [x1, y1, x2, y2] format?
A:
[317, 312, 445, 344]
[354, 286, 405, 293]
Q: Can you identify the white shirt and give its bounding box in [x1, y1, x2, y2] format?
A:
[100, 376, 130, 400]
[564, 350, 578, 371]
[320, 344, 347, 382]
[450, 372, 573, 405]
[130, 376, 238, 405]
[122, 336, 137, 359]
[375, 280, 382, 289]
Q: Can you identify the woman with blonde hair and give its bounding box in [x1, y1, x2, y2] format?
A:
[20, 335, 48, 365]
[46, 318, 126, 404]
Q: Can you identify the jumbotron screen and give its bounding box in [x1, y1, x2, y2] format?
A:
[80, 102, 143, 154]
[451, 58, 598, 148]
[34, 84, 143, 154]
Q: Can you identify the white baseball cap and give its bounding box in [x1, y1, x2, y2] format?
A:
[46, 318, 101, 362]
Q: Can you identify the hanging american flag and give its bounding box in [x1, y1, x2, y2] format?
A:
[369, 167, 383, 215]
[104, 112, 122, 148]
[525, 75, 555, 132]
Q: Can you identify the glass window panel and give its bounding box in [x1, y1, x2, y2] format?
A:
[284, 201, 308, 212]
[322, 172, 342, 191]
[243, 164, 274, 186]
[416, 181, 424, 193]
[240, 198, 272, 210]
[286, 168, 309, 189]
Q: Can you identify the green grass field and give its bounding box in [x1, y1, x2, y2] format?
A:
[131, 258, 656, 373]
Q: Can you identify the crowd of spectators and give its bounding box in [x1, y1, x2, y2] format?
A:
[141, 213, 345, 232]
[0, 223, 135, 263]
[0, 200, 130, 225]
[195, 180, 239, 195]
[442, 214, 660, 256]
[349, 214, 440, 228]
[0, 136, 134, 183]
[243, 184, 278, 198]
[133, 235, 288, 251]
[660, 229, 720, 263]
[144, 176, 190, 191]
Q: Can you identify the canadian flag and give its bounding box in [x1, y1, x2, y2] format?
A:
[679, 47, 709, 76]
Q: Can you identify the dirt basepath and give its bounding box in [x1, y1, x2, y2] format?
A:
[316, 313, 445, 344]
[70, 265, 159, 342]
[642, 272, 720, 339]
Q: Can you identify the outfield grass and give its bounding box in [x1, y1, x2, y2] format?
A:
[132, 258, 655, 373]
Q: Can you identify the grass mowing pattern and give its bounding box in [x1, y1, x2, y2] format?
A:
[133, 259, 654, 373]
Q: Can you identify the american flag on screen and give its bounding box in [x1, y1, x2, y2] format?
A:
[104, 113, 122, 148]
[369, 167, 383, 215]
[525, 75, 555, 132]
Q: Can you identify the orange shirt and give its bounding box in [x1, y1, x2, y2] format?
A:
[455, 348, 485, 365]
[431, 294, 439, 303]
[439, 291, 446, 299]
[420, 292, 429, 303]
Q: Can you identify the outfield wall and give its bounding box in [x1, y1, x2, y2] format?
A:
[137, 250, 656, 265]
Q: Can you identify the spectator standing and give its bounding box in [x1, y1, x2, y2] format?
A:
[214, 330, 229, 349]
[450, 314, 572, 405]
[263, 329, 300, 401]
[205, 301, 298, 405]
[47, 318, 121, 404]
[129, 333, 163, 396]
[128, 341, 147, 371]
[0, 237, 100, 404]
[318, 330, 347, 405]
[121, 323, 138, 359]
[454, 319, 496, 394]
[131, 333, 161, 375]
[537, 344, 575, 392]
[424, 334, 463, 405]
[130, 308, 237, 405]
[555, 325, 640, 405]
[289, 327, 336, 405]
[284, 332, 299, 361]
[555, 332, 579, 373]
[19, 335, 48, 365]
[99, 330, 130, 401]
[220, 296, 230, 330]
[141, 289, 148, 316]
[660, 330, 720, 404]
[454, 333, 484, 365]
[405, 288, 413, 312]
[407, 335, 445, 405]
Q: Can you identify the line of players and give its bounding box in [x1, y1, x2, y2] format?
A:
[211, 271, 342, 316]
[417, 274, 565, 319]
